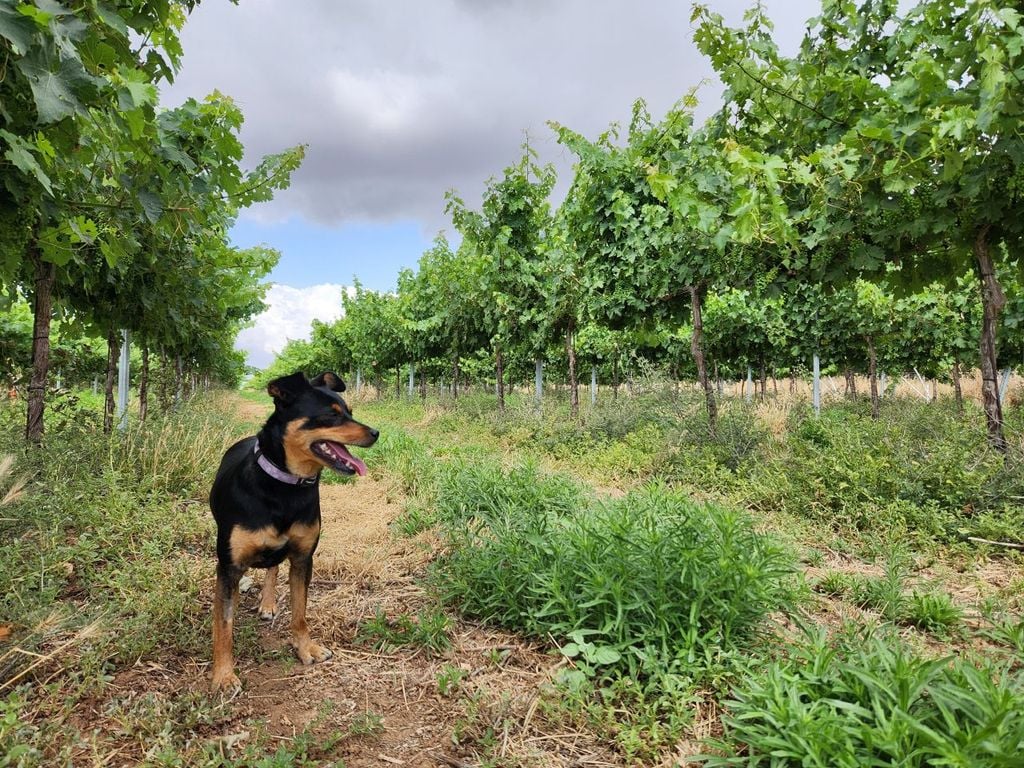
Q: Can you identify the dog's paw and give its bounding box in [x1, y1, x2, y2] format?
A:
[210, 668, 241, 693]
[258, 604, 279, 621]
[294, 641, 333, 665]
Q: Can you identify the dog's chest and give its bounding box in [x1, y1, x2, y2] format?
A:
[228, 521, 320, 568]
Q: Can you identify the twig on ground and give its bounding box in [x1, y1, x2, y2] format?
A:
[967, 537, 1024, 551]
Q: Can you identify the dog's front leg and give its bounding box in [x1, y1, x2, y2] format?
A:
[211, 562, 244, 691]
[288, 553, 332, 665]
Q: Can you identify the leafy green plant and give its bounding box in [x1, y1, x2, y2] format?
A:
[431, 461, 797, 683]
[0, 692, 39, 768]
[391, 502, 437, 537]
[346, 711, 385, 739]
[903, 590, 963, 635]
[702, 628, 1024, 767]
[814, 570, 853, 597]
[850, 555, 909, 623]
[980, 613, 1024, 656]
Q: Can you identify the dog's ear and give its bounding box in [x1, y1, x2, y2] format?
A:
[267, 372, 310, 405]
[310, 372, 346, 392]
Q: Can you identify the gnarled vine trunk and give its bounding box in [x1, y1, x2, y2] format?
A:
[566, 320, 579, 419]
[951, 359, 964, 417]
[688, 285, 718, 435]
[867, 335, 879, 419]
[975, 225, 1007, 452]
[25, 250, 55, 443]
[495, 343, 505, 412]
[103, 329, 118, 434]
[139, 345, 150, 422]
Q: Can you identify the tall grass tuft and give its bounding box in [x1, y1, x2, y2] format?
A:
[0, 455, 27, 506]
[109, 402, 241, 496]
[0, 398, 238, 672]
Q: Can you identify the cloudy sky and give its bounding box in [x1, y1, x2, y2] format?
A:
[161, 0, 821, 368]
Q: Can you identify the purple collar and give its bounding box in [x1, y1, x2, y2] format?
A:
[253, 442, 319, 486]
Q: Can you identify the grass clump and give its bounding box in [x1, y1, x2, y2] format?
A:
[430, 460, 797, 682]
[702, 628, 1024, 767]
[414, 455, 797, 760]
[0, 396, 252, 765]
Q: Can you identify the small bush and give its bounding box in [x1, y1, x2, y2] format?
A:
[667, 403, 772, 473]
[903, 590, 963, 634]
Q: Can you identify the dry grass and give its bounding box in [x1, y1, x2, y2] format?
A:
[721, 370, 1017, 406]
[0, 611, 104, 694]
[0, 454, 27, 507]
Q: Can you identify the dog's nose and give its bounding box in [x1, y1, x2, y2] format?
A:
[369, 428, 380, 440]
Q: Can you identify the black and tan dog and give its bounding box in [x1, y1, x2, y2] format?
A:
[208, 371, 378, 691]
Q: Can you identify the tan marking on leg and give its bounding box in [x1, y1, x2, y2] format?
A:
[229, 525, 287, 568]
[259, 565, 279, 620]
[288, 555, 331, 665]
[211, 569, 241, 692]
[286, 520, 321, 557]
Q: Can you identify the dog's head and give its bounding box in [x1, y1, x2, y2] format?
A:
[267, 371, 378, 477]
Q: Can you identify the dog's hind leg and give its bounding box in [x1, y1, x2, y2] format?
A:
[211, 562, 244, 691]
[259, 565, 279, 620]
[287, 553, 332, 665]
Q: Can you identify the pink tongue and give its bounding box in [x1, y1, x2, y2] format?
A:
[330, 442, 367, 476]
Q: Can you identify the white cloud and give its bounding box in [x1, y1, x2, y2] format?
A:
[236, 283, 349, 368]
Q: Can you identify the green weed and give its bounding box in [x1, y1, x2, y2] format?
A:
[345, 711, 385, 738]
[436, 663, 468, 697]
[979, 612, 1024, 656]
[903, 590, 964, 634]
[701, 628, 1024, 767]
[355, 608, 453, 654]
[391, 502, 437, 536]
[814, 570, 853, 597]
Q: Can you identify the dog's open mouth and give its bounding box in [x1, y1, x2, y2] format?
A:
[311, 441, 367, 476]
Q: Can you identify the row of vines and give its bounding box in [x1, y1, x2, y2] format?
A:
[262, 0, 1024, 453]
[0, 0, 301, 440]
